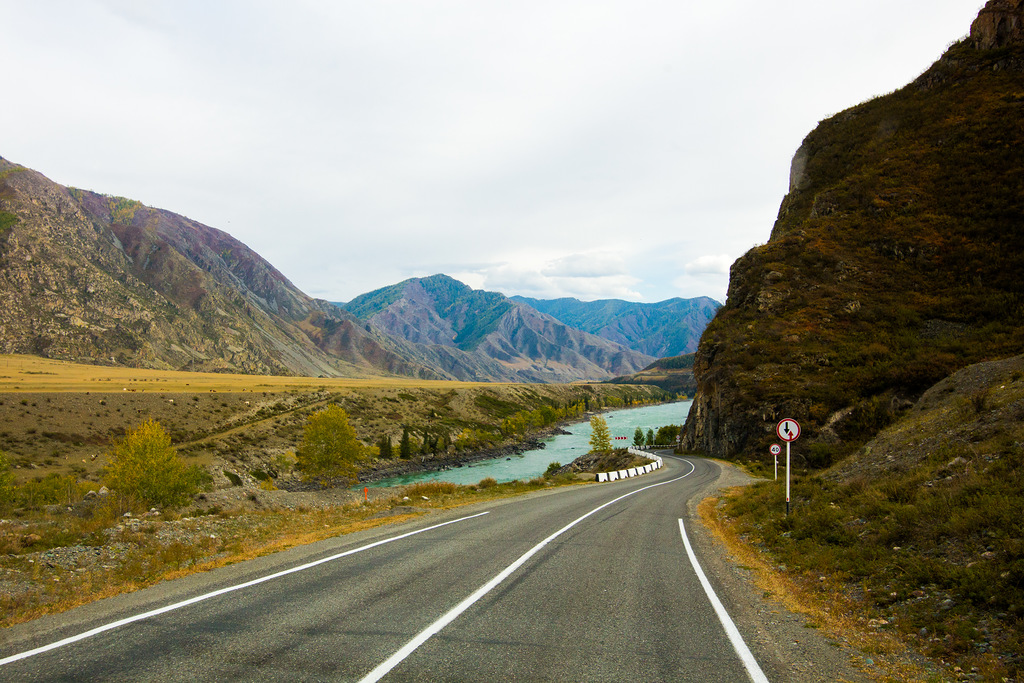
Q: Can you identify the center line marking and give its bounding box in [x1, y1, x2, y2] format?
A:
[359, 462, 696, 683]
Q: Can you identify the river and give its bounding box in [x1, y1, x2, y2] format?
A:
[367, 399, 693, 488]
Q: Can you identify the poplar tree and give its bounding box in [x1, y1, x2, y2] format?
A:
[589, 416, 612, 454]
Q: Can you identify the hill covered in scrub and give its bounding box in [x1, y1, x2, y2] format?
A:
[682, 0, 1024, 463]
[606, 353, 697, 396]
[684, 1, 1024, 677]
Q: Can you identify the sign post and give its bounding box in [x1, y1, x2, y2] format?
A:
[770, 444, 781, 481]
[776, 419, 801, 516]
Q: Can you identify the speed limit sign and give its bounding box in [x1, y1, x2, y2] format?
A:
[770, 444, 781, 456]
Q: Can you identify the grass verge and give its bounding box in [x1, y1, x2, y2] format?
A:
[0, 474, 583, 630]
[698, 490, 943, 682]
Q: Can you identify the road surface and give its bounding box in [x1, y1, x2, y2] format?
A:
[1, 455, 778, 681]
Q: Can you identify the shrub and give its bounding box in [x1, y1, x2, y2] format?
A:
[295, 405, 367, 480]
[545, 462, 562, 476]
[104, 420, 207, 508]
[478, 477, 498, 489]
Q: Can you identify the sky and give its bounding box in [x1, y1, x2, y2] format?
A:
[1, 1, 985, 304]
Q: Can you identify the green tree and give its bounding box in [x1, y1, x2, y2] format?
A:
[633, 427, 645, 448]
[656, 424, 681, 445]
[378, 434, 393, 459]
[399, 427, 412, 459]
[296, 405, 366, 480]
[645, 428, 655, 447]
[589, 416, 612, 454]
[0, 450, 15, 508]
[104, 420, 205, 508]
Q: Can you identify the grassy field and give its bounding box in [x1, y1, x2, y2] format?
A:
[0, 354, 499, 392]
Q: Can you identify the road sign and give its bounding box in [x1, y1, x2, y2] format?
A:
[776, 419, 801, 442]
[769, 444, 781, 456]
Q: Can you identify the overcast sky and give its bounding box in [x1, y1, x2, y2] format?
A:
[1, 1, 984, 304]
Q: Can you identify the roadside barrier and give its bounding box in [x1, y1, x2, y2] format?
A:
[595, 447, 663, 482]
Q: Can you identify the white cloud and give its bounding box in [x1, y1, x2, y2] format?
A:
[685, 254, 735, 276]
[0, 0, 984, 305]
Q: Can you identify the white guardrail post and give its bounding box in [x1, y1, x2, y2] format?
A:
[594, 447, 663, 482]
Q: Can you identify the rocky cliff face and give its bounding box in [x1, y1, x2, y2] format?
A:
[0, 158, 436, 378]
[681, 0, 1024, 462]
[971, 0, 1024, 49]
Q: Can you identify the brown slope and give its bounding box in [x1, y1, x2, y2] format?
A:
[0, 157, 436, 378]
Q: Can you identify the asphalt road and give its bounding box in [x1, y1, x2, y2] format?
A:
[0, 455, 771, 682]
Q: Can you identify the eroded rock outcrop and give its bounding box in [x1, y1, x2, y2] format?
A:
[971, 0, 1024, 49]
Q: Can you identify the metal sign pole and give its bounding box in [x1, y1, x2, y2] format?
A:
[786, 441, 791, 516]
[775, 419, 800, 518]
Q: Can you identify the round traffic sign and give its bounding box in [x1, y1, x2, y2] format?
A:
[776, 418, 801, 442]
[770, 444, 781, 455]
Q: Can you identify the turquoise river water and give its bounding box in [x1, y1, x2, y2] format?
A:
[367, 399, 693, 488]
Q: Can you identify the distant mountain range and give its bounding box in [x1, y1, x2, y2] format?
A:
[336, 275, 658, 382]
[511, 295, 720, 357]
[0, 158, 717, 383]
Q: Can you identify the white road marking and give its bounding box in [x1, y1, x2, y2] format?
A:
[0, 511, 490, 667]
[678, 517, 770, 683]
[359, 462, 697, 683]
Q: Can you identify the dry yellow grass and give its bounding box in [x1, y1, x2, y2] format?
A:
[698, 491, 938, 682]
[0, 354, 522, 393]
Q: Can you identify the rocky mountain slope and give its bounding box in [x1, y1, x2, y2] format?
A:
[341, 275, 656, 382]
[0, 158, 439, 379]
[682, 0, 1024, 462]
[511, 295, 720, 357]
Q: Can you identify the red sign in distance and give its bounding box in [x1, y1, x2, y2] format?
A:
[770, 444, 781, 456]
[776, 418, 801, 442]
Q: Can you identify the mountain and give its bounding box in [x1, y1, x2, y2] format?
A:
[510, 295, 721, 357]
[0, 157, 439, 379]
[681, 0, 1024, 462]
[340, 275, 657, 382]
[606, 354, 697, 396]
[0, 158, 658, 383]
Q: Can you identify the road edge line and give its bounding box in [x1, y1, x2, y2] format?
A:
[677, 517, 770, 683]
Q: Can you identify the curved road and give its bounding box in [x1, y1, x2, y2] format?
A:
[0, 455, 771, 681]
